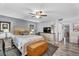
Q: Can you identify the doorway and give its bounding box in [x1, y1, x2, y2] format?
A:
[63, 25, 70, 44]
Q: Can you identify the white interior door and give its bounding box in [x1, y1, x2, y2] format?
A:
[54, 22, 63, 42]
[58, 23, 63, 41]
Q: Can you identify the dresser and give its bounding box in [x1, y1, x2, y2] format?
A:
[40, 32, 55, 44]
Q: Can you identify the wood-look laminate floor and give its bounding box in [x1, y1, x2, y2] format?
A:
[0, 40, 58, 56]
[53, 41, 79, 56]
[0, 39, 79, 56]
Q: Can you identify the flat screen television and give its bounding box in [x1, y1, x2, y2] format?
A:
[43, 27, 51, 33]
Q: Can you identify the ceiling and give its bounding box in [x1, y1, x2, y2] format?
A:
[0, 3, 79, 22]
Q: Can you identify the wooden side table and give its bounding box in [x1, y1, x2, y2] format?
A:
[0, 37, 13, 56]
[0, 39, 6, 56]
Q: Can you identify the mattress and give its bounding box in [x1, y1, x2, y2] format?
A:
[13, 35, 44, 55]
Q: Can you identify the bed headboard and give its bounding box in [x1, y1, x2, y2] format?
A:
[13, 27, 30, 35]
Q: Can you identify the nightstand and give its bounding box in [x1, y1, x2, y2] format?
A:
[5, 37, 13, 48]
[0, 39, 6, 56]
[0, 37, 13, 56]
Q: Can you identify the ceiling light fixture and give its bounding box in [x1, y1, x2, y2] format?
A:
[35, 15, 41, 18]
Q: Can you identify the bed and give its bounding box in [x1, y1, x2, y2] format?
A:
[13, 35, 45, 55]
[12, 27, 48, 56]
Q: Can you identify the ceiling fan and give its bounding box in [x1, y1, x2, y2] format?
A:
[26, 8, 47, 18]
[29, 10, 47, 18]
[24, 4, 64, 19]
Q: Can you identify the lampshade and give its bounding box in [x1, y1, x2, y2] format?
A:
[31, 29, 34, 31]
[29, 32, 33, 34]
[29, 29, 34, 35]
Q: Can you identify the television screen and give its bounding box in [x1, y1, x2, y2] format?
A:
[43, 27, 51, 33]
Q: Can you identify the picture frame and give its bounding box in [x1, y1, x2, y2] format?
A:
[0, 21, 11, 32]
[29, 24, 34, 29]
[73, 24, 79, 31]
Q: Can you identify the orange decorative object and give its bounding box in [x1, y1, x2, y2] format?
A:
[27, 40, 48, 56]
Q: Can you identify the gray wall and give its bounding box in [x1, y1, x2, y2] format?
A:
[37, 17, 79, 43]
[1, 14, 79, 43]
[0, 15, 37, 33]
[37, 20, 63, 41]
[37, 20, 56, 32]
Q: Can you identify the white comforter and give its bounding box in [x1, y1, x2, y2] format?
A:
[13, 35, 44, 55]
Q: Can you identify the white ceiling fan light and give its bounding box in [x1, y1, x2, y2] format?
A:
[35, 15, 41, 18]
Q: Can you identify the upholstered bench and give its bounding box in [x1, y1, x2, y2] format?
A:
[27, 40, 48, 56]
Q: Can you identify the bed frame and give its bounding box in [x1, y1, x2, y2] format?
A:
[13, 27, 48, 56]
[13, 27, 30, 35]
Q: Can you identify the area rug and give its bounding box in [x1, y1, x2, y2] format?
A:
[0, 43, 58, 56]
[43, 43, 58, 56]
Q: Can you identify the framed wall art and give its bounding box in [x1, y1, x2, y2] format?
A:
[73, 24, 79, 31]
[0, 21, 11, 32]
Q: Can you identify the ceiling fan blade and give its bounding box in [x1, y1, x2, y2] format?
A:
[25, 8, 33, 12]
[41, 14, 47, 16]
[28, 12, 34, 15]
[32, 15, 35, 17]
